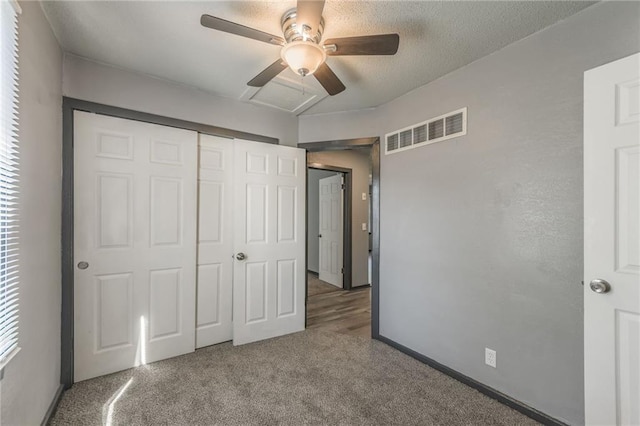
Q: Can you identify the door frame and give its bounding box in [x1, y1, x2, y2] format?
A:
[307, 163, 352, 290]
[61, 97, 279, 388]
[299, 138, 380, 338]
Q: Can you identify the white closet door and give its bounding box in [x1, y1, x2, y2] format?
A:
[196, 134, 233, 348]
[232, 140, 306, 345]
[318, 174, 343, 287]
[74, 111, 197, 382]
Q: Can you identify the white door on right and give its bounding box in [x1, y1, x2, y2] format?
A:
[584, 52, 640, 426]
[232, 139, 306, 345]
[318, 174, 343, 288]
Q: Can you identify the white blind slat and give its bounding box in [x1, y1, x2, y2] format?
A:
[0, 0, 21, 367]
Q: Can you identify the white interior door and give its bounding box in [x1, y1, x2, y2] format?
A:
[74, 111, 197, 382]
[318, 174, 343, 287]
[232, 139, 306, 345]
[196, 134, 233, 348]
[584, 52, 640, 425]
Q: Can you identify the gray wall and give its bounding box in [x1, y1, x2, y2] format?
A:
[62, 55, 299, 146]
[299, 107, 381, 143]
[307, 169, 338, 274]
[1, 2, 63, 424]
[308, 149, 372, 287]
[298, 3, 640, 424]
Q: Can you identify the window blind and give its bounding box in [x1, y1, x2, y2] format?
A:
[0, 0, 21, 368]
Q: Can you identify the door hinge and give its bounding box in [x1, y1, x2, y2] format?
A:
[341, 183, 345, 190]
[341, 267, 344, 273]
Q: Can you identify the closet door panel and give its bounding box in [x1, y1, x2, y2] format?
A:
[74, 111, 197, 382]
[196, 135, 234, 348]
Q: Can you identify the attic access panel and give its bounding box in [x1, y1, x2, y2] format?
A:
[240, 74, 328, 115]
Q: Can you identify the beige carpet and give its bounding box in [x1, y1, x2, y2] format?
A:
[51, 330, 539, 425]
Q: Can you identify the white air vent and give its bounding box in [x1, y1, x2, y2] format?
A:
[385, 107, 467, 155]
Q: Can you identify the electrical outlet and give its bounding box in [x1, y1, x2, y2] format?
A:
[485, 348, 497, 368]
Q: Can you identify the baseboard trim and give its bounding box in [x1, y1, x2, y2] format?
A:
[350, 284, 371, 291]
[41, 384, 64, 426]
[375, 335, 567, 426]
[307, 270, 319, 276]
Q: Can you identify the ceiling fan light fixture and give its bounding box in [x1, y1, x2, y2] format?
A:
[281, 40, 326, 77]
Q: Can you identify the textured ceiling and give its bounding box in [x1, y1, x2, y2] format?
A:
[41, 1, 595, 115]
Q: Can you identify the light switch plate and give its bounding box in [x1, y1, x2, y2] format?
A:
[362, 223, 367, 231]
[362, 192, 367, 200]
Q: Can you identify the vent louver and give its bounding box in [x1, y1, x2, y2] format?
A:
[384, 107, 467, 155]
[386, 133, 399, 152]
[413, 124, 427, 144]
[428, 119, 444, 140]
[446, 112, 463, 135]
[399, 129, 412, 148]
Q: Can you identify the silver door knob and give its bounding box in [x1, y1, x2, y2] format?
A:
[235, 253, 246, 261]
[77, 261, 89, 270]
[590, 279, 611, 294]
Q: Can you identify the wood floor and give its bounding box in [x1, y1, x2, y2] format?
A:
[306, 273, 371, 338]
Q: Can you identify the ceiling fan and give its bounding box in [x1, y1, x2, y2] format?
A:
[201, 0, 399, 96]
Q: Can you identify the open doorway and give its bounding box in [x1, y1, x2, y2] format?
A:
[307, 166, 350, 288]
[317, 173, 345, 287]
[305, 147, 373, 337]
